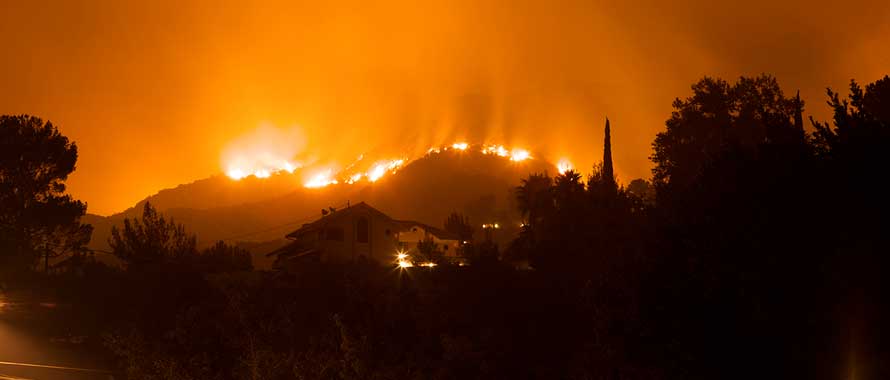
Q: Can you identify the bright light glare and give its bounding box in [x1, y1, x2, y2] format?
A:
[557, 159, 573, 174]
[451, 142, 468, 150]
[420, 262, 437, 268]
[396, 252, 408, 260]
[398, 260, 414, 268]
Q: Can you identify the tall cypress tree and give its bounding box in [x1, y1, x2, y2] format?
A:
[602, 118, 615, 187]
[793, 90, 804, 132]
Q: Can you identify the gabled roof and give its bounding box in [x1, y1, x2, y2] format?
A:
[281, 201, 460, 242]
[284, 202, 394, 239]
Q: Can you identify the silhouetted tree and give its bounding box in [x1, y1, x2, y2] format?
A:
[443, 212, 474, 242]
[812, 75, 890, 159]
[650, 75, 806, 203]
[0, 115, 92, 274]
[109, 202, 197, 270]
[416, 237, 440, 263]
[602, 118, 616, 188]
[626, 178, 654, 205]
[515, 173, 553, 235]
[199, 240, 253, 273]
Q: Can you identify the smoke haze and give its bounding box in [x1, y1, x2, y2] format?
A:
[2, 0, 888, 214]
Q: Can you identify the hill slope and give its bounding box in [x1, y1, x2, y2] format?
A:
[86, 149, 556, 256]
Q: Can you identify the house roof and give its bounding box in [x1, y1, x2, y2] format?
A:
[284, 202, 394, 239]
[281, 201, 460, 242]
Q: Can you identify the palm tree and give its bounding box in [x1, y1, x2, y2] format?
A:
[515, 173, 554, 233]
[553, 170, 584, 212]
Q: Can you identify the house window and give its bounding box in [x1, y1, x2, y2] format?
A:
[357, 217, 369, 243]
[325, 227, 344, 241]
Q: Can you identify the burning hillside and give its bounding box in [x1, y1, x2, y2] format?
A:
[89, 144, 561, 255]
[223, 140, 563, 188]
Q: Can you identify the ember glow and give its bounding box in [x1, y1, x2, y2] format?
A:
[451, 142, 469, 151]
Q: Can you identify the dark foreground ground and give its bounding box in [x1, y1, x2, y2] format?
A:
[0, 290, 117, 380]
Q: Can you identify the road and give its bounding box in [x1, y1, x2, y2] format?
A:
[0, 293, 117, 380]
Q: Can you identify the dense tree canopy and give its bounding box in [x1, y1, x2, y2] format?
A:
[0, 115, 91, 273]
[650, 75, 806, 200]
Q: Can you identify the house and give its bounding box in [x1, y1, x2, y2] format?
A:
[267, 202, 462, 270]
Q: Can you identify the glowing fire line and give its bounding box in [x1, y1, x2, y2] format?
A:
[225, 141, 556, 189]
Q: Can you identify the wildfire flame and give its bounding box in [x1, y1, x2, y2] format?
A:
[366, 159, 405, 182]
[479, 144, 530, 162]
[557, 159, 573, 174]
[225, 160, 301, 180]
[509, 149, 531, 162]
[304, 169, 338, 188]
[481, 144, 509, 157]
[222, 124, 306, 180]
[225, 137, 548, 189]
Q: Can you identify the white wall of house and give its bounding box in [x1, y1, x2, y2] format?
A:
[396, 225, 461, 257]
[300, 210, 401, 262]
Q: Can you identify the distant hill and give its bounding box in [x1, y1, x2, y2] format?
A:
[85, 149, 556, 258]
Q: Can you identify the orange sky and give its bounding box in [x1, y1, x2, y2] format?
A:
[2, 0, 888, 215]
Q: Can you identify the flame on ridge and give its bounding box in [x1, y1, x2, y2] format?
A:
[225, 160, 302, 180]
[304, 169, 339, 188]
[225, 141, 562, 189]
